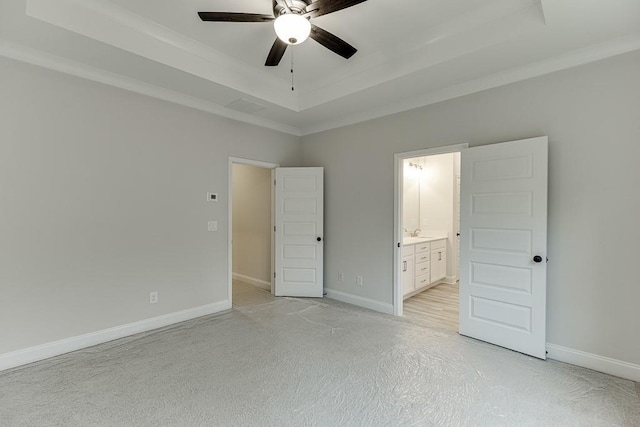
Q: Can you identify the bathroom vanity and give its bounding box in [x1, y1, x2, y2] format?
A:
[402, 236, 448, 298]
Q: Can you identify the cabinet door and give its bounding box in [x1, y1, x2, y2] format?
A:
[402, 255, 414, 296]
[430, 249, 446, 283]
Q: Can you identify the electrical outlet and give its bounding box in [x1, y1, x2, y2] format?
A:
[149, 291, 158, 304]
[356, 276, 363, 286]
[207, 192, 218, 202]
[208, 221, 218, 231]
[338, 272, 344, 282]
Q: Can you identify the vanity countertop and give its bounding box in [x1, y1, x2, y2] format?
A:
[403, 235, 448, 245]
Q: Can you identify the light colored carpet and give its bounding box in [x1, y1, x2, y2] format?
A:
[1, 293, 639, 426]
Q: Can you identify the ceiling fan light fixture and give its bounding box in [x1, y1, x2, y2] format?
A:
[274, 13, 311, 45]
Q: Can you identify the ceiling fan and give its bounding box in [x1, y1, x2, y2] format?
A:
[198, 0, 368, 66]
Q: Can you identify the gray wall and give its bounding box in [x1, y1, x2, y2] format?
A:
[0, 57, 300, 354]
[301, 51, 640, 365]
[232, 164, 272, 285]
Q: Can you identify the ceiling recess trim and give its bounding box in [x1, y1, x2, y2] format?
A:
[300, 31, 640, 135]
[25, 0, 547, 113]
[0, 39, 302, 136]
[25, 0, 299, 111]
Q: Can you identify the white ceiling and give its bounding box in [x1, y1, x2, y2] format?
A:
[1, 0, 640, 135]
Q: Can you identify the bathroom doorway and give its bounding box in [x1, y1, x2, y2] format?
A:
[395, 138, 549, 356]
[393, 144, 467, 331]
[228, 158, 278, 307]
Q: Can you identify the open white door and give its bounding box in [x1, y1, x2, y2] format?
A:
[459, 136, 548, 359]
[274, 167, 324, 297]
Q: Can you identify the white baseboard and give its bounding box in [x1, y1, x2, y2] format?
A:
[0, 300, 231, 373]
[444, 276, 458, 285]
[325, 289, 394, 315]
[232, 273, 271, 291]
[546, 343, 640, 382]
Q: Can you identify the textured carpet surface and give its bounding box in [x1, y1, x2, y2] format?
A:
[1, 295, 639, 426]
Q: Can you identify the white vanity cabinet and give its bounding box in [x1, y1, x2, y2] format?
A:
[402, 237, 448, 299]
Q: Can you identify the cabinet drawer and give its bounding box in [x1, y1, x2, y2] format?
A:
[431, 239, 446, 250]
[415, 261, 430, 276]
[402, 244, 415, 256]
[415, 242, 430, 253]
[415, 274, 431, 289]
[415, 252, 430, 264]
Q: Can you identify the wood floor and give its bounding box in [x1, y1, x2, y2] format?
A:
[403, 282, 459, 332]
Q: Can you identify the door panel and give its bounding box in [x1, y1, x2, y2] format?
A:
[275, 168, 324, 297]
[459, 137, 548, 359]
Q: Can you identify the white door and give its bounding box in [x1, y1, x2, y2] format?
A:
[274, 167, 324, 297]
[459, 136, 548, 359]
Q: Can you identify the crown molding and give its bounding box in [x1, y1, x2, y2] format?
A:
[297, 0, 545, 110]
[25, 0, 544, 114]
[300, 31, 640, 135]
[3, 27, 639, 139]
[0, 39, 302, 136]
[26, 0, 298, 111]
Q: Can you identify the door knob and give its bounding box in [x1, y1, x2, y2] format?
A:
[533, 255, 543, 263]
[317, 237, 322, 242]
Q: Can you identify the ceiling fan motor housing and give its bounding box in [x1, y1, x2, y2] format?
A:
[273, 0, 313, 17]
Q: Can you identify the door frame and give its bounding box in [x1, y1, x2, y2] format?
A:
[228, 157, 279, 306]
[393, 143, 468, 316]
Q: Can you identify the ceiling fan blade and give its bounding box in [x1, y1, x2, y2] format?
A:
[198, 12, 274, 22]
[309, 25, 357, 60]
[304, 0, 368, 18]
[265, 38, 288, 66]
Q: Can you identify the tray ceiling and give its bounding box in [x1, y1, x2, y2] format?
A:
[1, 0, 640, 135]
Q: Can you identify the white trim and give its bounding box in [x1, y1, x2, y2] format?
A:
[0, 39, 301, 137]
[228, 157, 279, 307]
[232, 273, 271, 291]
[546, 343, 640, 382]
[25, 0, 296, 111]
[393, 143, 468, 316]
[300, 32, 640, 135]
[0, 300, 231, 373]
[443, 276, 458, 285]
[3, 27, 640, 138]
[325, 289, 394, 315]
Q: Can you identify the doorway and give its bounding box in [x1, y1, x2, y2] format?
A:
[228, 157, 278, 307]
[396, 148, 463, 331]
[393, 144, 467, 323]
[394, 137, 549, 359]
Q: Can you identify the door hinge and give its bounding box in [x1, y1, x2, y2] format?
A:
[274, 272, 276, 279]
[274, 179, 276, 185]
[274, 226, 276, 232]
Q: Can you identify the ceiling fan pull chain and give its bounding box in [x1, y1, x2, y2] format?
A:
[291, 48, 295, 91]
